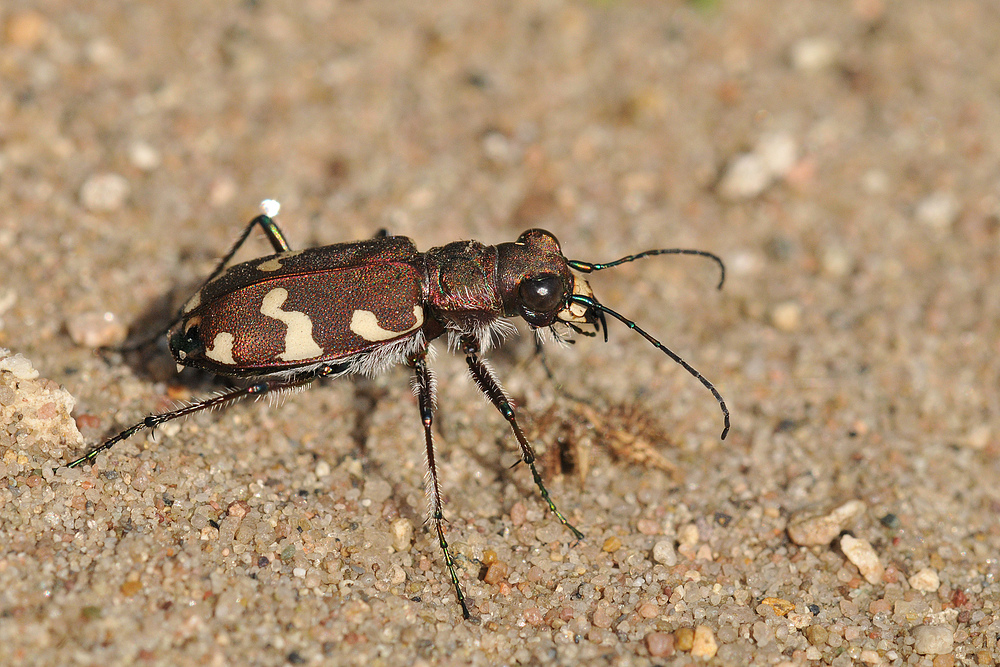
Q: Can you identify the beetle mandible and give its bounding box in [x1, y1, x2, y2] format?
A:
[69, 199, 729, 619]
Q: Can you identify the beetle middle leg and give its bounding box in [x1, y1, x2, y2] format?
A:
[409, 347, 472, 619]
[461, 335, 585, 542]
[66, 361, 345, 469]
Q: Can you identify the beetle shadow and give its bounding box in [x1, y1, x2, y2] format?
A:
[102, 283, 231, 392]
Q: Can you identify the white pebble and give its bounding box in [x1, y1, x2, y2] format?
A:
[315, 460, 331, 478]
[66, 311, 127, 348]
[790, 37, 839, 72]
[128, 141, 161, 171]
[911, 624, 954, 655]
[80, 172, 130, 211]
[719, 152, 770, 200]
[908, 567, 940, 593]
[652, 540, 677, 566]
[756, 131, 798, 179]
[391, 518, 414, 552]
[0, 349, 39, 380]
[788, 500, 866, 546]
[841, 534, 884, 584]
[915, 192, 959, 230]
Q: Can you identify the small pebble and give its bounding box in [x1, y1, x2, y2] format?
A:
[915, 192, 959, 230]
[645, 632, 675, 658]
[911, 624, 955, 655]
[636, 518, 660, 535]
[80, 173, 130, 212]
[66, 311, 127, 348]
[752, 620, 773, 646]
[719, 153, 770, 200]
[862, 168, 889, 194]
[128, 141, 162, 171]
[0, 350, 39, 380]
[5, 10, 48, 48]
[674, 627, 694, 651]
[759, 597, 795, 616]
[120, 580, 142, 597]
[790, 36, 839, 72]
[909, 567, 940, 593]
[591, 608, 612, 629]
[770, 301, 802, 332]
[637, 602, 659, 618]
[652, 540, 677, 566]
[841, 535, 884, 584]
[390, 518, 413, 552]
[509, 501, 527, 526]
[788, 499, 866, 545]
[602, 536, 621, 552]
[756, 131, 798, 179]
[860, 649, 882, 664]
[691, 625, 718, 659]
[227, 501, 250, 519]
[362, 478, 391, 503]
[805, 625, 828, 646]
[483, 561, 509, 585]
[678, 523, 699, 546]
[821, 246, 853, 277]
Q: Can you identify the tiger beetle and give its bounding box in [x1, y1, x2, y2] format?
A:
[69, 199, 729, 619]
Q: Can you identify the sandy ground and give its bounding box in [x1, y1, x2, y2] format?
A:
[2, 1, 999, 665]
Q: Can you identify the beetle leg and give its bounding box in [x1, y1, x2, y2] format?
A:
[111, 207, 294, 354]
[410, 348, 472, 619]
[66, 363, 342, 469]
[461, 336, 585, 542]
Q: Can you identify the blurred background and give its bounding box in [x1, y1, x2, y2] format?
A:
[1, 1, 998, 664]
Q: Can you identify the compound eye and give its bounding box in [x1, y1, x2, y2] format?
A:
[519, 274, 564, 315]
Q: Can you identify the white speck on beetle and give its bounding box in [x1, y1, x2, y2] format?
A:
[259, 199, 281, 218]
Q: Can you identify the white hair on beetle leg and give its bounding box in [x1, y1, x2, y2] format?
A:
[468, 357, 514, 408]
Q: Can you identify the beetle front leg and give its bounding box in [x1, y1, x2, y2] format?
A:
[460, 336, 584, 542]
[410, 348, 472, 620]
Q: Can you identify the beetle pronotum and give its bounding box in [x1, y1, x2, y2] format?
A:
[70, 200, 728, 619]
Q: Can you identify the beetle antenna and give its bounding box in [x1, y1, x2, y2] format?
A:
[568, 249, 725, 290]
[570, 295, 730, 440]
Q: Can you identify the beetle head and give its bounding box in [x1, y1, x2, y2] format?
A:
[496, 229, 586, 329]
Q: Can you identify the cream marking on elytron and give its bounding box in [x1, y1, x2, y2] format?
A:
[260, 287, 324, 361]
[204, 331, 236, 365]
[182, 290, 201, 313]
[256, 258, 283, 272]
[349, 305, 424, 342]
[256, 249, 306, 273]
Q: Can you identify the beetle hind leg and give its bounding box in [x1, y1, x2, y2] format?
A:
[66, 362, 341, 469]
[461, 336, 584, 542]
[110, 203, 295, 354]
[410, 348, 472, 619]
